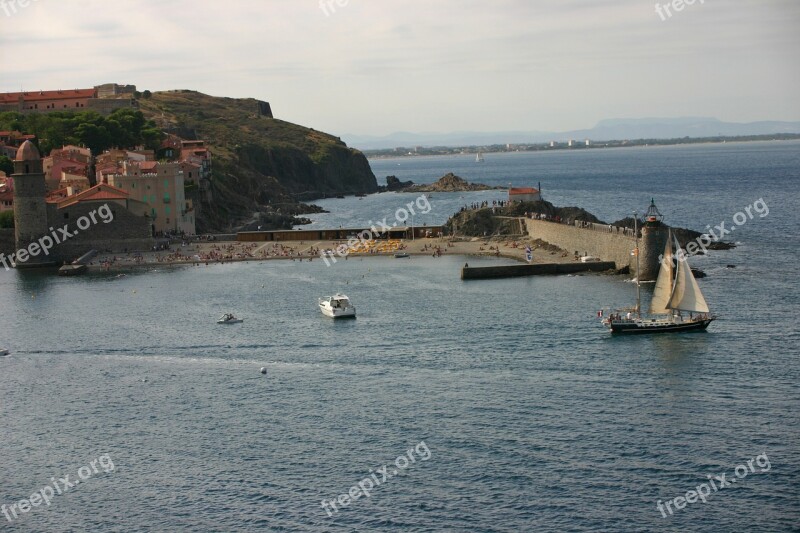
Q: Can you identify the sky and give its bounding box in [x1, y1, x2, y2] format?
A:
[0, 0, 798, 137]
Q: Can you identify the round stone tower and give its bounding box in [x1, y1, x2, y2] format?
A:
[12, 140, 53, 267]
[638, 198, 668, 281]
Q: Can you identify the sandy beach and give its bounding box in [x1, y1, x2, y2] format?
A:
[90, 235, 581, 271]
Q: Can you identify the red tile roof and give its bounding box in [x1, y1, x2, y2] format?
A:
[46, 187, 71, 203]
[57, 183, 129, 208]
[0, 89, 97, 105]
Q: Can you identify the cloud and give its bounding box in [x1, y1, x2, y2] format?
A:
[1, 0, 798, 135]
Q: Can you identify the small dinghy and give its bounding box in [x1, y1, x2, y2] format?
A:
[0, 348, 10, 356]
[217, 313, 244, 324]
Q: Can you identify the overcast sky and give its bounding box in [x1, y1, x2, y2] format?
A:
[1, 0, 798, 136]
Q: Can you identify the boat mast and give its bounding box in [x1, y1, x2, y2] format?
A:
[634, 210, 641, 317]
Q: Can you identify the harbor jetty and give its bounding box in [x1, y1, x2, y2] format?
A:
[461, 261, 616, 280]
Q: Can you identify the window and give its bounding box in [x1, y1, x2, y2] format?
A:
[132, 182, 136, 189]
[165, 206, 171, 215]
[164, 180, 169, 188]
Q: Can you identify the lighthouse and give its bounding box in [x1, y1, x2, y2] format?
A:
[639, 198, 668, 282]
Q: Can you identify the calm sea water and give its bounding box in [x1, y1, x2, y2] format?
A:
[1, 141, 799, 532]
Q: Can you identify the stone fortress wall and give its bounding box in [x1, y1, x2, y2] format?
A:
[524, 218, 667, 281]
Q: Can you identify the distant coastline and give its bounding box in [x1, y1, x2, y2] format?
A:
[364, 134, 800, 159]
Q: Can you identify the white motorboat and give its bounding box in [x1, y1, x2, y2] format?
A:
[319, 294, 356, 319]
[0, 348, 9, 356]
[217, 313, 244, 324]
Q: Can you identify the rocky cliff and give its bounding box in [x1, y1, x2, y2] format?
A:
[137, 90, 377, 232]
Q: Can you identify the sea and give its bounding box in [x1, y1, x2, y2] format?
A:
[1, 141, 799, 532]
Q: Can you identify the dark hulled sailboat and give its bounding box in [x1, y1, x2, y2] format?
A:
[601, 203, 715, 334]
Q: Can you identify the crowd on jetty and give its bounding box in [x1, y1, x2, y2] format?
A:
[454, 199, 638, 238]
[524, 212, 637, 237]
[459, 199, 510, 212]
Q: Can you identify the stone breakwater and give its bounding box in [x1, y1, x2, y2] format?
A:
[523, 218, 667, 281]
[461, 261, 616, 280]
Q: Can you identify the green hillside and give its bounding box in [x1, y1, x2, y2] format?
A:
[137, 90, 377, 231]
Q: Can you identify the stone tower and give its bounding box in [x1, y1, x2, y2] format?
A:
[12, 140, 53, 267]
[638, 199, 668, 282]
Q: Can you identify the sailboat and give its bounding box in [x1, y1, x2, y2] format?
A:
[475, 151, 485, 162]
[601, 223, 715, 334]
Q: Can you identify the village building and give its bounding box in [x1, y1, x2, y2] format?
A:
[107, 160, 195, 235]
[43, 146, 92, 192]
[0, 131, 37, 159]
[55, 183, 150, 218]
[508, 187, 542, 203]
[0, 88, 133, 115]
[0, 174, 12, 212]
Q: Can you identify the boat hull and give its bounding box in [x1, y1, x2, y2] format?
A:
[608, 318, 714, 335]
[319, 304, 356, 319]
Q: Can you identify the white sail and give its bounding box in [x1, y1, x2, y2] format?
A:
[648, 231, 674, 315]
[667, 235, 710, 313]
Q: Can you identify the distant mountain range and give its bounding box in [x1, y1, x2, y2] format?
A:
[342, 118, 800, 150]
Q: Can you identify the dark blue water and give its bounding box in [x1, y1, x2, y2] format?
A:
[1, 142, 799, 532]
